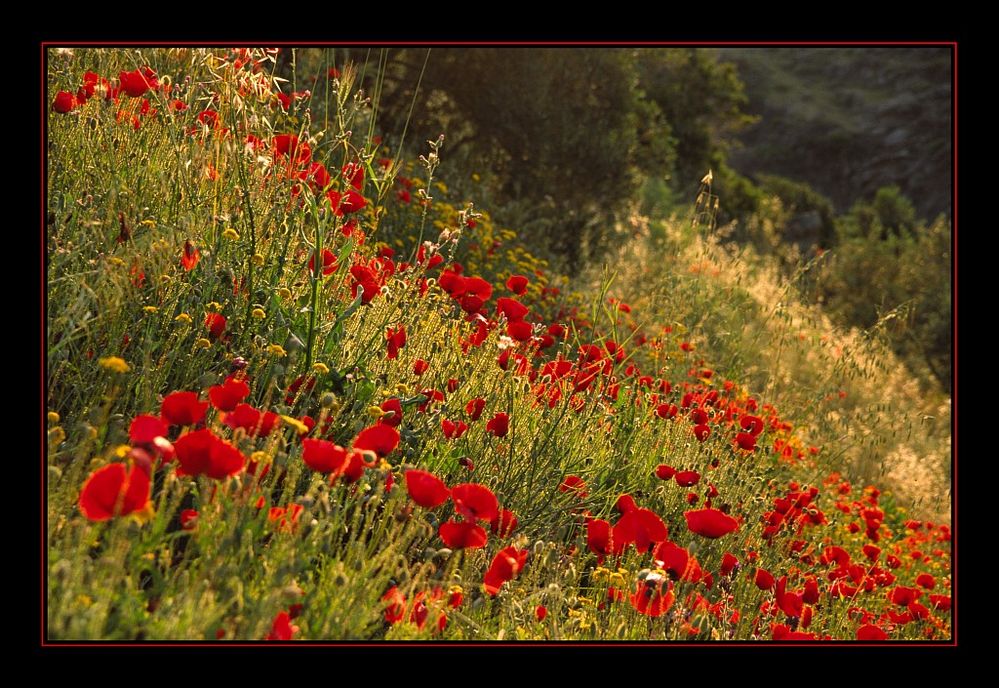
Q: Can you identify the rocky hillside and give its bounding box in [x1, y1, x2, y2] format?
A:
[717, 47, 952, 220]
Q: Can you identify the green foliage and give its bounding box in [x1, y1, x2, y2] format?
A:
[814, 187, 951, 392]
[756, 174, 837, 248]
[840, 185, 919, 240]
[636, 49, 757, 198]
[342, 48, 755, 270]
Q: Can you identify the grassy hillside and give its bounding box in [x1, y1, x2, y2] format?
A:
[45, 48, 951, 642]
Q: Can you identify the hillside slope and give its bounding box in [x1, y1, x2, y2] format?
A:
[717, 47, 951, 219]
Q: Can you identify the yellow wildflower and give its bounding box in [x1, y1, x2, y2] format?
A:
[367, 405, 386, 419]
[251, 307, 266, 320]
[143, 306, 158, 314]
[252, 253, 265, 266]
[222, 228, 239, 240]
[312, 362, 330, 375]
[277, 287, 292, 300]
[279, 415, 309, 435]
[195, 338, 212, 349]
[268, 344, 287, 358]
[47, 411, 60, 424]
[175, 313, 193, 324]
[47, 426, 66, 446]
[131, 502, 156, 524]
[98, 356, 130, 373]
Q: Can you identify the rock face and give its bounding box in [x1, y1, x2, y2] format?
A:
[716, 47, 952, 220]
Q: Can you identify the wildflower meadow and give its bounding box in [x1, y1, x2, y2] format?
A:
[45, 47, 953, 643]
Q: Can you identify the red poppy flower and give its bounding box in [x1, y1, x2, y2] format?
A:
[327, 188, 367, 215]
[754, 568, 776, 591]
[504, 320, 531, 342]
[413, 359, 430, 376]
[928, 594, 951, 611]
[465, 397, 486, 421]
[489, 508, 518, 538]
[915, 573, 936, 590]
[339, 450, 369, 484]
[119, 69, 155, 98]
[224, 403, 280, 437]
[656, 403, 679, 419]
[497, 297, 529, 322]
[614, 508, 669, 554]
[587, 518, 616, 561]
[161, 391, 208, 427]
[297, 162, 331, 193]
[674, 470, 700, 487]
[463, 276, 493, 302]
[560, 475, 589, 498]
[483, 546, 529, 595]
[775, 578, 804, 618]
[506, 275, 529, 295]
[451, 483, 499, 522]
[771, 624, 816, 641]
[379, 398, 403, 427]
[208, 378, 251, 412]
[535, 605, 547, 621]
[386, 326, 407, 360]
[79, 463, 151, 521]
[353, 424, 400, 458]
[286, 375, 317, 404]
[129, 414, 168, 445]
[196, 109, 219, 129]
[740, 414, 764, 436]
[629, 575, 675, 617]
[417, 389, 444, 414]
[653, 541, 702, 582]
[205, 312, 227, 340]
[204, 436, 246, 479]
[821, 546, 851, 567]
[615, 494, 638, 514]
[862, 544, 881, 562]
[693, 424, 711, 441]
[888, 586, 922, 606]
[340, 161, 365, 190]
[302, 438, 352, 475]
[173, 428, 215, 476]
[52, 91, 76, 113]
[382, 586, 407, 624]
[179, 240, 201, 271]
[405, 469, 450, 509]
[734, 432, 757, 451]
[308, 249, 338, 276]
[856, 624, 889, 641]
[265, 611, 299, 640]
[441, 418, 468, 439]
[684, 508, 739, 538]
[439, 519, 488, 549]
[486, 412, 509, 438]
[273, 134, 311, 164]
[720, 552, 739, 576]
[180, 508, 199, 530]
